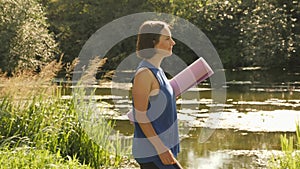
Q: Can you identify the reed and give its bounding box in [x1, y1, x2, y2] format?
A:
[0, 87, 126, 168]
[269, 123, 300, 169]
[0, 58, 129, 168]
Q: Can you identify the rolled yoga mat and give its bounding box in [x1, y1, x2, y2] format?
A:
[169, 57, 214, 97]
[127, 57, 214, 121]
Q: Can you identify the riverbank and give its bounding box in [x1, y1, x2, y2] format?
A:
[0, 88, 128, 169]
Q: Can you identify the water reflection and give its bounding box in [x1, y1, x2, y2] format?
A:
[113, 120, 296, 169]
[177, 129, 295, 169]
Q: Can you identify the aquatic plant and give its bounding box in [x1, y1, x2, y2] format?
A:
[269, 123, 300, 169]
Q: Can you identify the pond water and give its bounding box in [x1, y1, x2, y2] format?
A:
[66, 68, 300, 168]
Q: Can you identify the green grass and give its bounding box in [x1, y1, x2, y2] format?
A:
[0, 146, 91, 169]
[0, 86, 128, 168]
[269, 123, 300, 169]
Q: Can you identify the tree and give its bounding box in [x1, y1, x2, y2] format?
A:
[146, 0, 244, 67]
[42, 0, 149, 65]
[0, 0, 59, 75]
[238, 0, 298, 68]
[37, 0, 299, 70]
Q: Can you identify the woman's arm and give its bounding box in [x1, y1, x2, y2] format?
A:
[132, 68, 177, 165]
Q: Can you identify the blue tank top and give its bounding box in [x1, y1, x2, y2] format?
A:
[132, 60, 180, 163]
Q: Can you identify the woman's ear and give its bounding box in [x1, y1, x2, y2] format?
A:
[153, 39, 157, 48]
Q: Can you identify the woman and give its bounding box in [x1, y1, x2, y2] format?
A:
[131, 20, 183, 169]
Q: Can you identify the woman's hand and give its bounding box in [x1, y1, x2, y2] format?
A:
[158, 148, 184, 168]
[159, 149, 177, 165]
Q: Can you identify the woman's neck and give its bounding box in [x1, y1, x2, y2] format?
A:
[146, 54, 163, 68]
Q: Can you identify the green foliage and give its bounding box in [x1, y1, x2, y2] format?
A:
[1, 0, 299, 73]
[146, 0, 247, 67]
[0, 88, 125, 168]
[42, 0, 148, 63]
[148, 0, 299, 68]
[238, 0, 299, 68]
[0, 147, 92, 169]
[0, 0, 60, 75]
[269, 123, 300, 168]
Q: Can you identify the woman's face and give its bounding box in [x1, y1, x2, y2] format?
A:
[154, 27, 176, 56]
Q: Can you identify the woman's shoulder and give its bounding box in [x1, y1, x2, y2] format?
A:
[135, 67, 154, 80]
